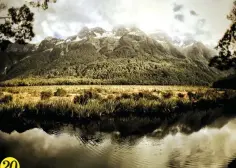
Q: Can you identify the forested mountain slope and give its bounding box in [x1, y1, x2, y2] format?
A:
[0, 27, 227, 85]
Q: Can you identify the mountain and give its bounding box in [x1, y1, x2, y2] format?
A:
[0, 27, 227, 85]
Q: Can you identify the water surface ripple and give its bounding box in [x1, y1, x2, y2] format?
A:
[1, 119, 236, 168]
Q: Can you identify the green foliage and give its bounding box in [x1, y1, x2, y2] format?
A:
[0, 4, 35, 51]
[0, 23, 224, 85]
[0, 39, 11, 51]
[40, 91, 53, 100]
[54, 88, 67, 97]
[0, 56, 222, 86]
[0, 95, 13, 103]
[28, 0, 57, 10]
[209, 1, 236, 70]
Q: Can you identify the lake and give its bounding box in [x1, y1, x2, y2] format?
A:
[1, 118, 236, 168]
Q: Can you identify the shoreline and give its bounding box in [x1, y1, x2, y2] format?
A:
[0, 85, 236, 137]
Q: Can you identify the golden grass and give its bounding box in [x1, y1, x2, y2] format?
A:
[0, 84, 234, 126]
[0, 85, 221, 106]
[0, 85, 208, 93]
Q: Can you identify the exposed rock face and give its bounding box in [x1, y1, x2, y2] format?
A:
[37, 37, 63, 51]
[112, 27, 129, 37]
[0, 27, 227, 85]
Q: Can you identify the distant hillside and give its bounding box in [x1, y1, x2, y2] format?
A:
[0, 27, 228, 85]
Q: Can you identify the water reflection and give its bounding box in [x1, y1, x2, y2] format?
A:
[1, 119, 236, 168]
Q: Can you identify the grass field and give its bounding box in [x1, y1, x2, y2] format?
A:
[0, 85, 236, 136]
[0, 85, 211, 104]
[0, 85, 230, 114]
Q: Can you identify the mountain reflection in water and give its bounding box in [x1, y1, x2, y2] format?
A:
[1, 119, 236, 168]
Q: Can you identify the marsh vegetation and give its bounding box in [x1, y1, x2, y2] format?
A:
[0, 85, 236, 137]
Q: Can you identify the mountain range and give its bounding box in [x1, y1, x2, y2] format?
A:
[0, 26, 227, 85]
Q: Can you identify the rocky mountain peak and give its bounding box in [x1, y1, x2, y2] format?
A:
[112, 26, 129, 37]
[0, 26, 225, 85]
[38, 37, 63, 51]
[78, 26, 96, 39]
[90, 27, 106, 35]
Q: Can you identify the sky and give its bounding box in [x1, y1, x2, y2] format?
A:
[0, 0, 235, 46]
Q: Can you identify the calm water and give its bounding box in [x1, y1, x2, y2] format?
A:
[1, 119, 236, 168]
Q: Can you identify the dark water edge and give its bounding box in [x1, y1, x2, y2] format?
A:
[1, 117, 236, 168]
[0, 106, 235, 139]
[1, 96, 236, 136]
[1, 97, 236, 167]
[1, 115, 236, 168]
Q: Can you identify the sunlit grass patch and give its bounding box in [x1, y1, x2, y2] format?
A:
[0, 85, 230, 121]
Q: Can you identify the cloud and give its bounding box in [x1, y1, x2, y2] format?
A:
[0, 0, 234, 46]
[190, 10, 198, 16]
[196, 19, 206, 28]
[173, 3, 184, 12]
[0, 2, 6, 11]
[174, 14, 185, 22]
[53, 32, 63, 39]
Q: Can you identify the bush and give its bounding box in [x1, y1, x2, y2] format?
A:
[54, 88, 67, 97]
[0, 92, 3, 97]
[187, 91, 195, 101]
[0, 95, 13, 103]
[85, 90, 101, 99]
[120, 93, 132, 99]
[107, 95, 115, 100]
[187, 91, 203, 101]
[93, 88, 102, 93]
[73, 90, 101, 105]
[204, 90, 219, 100]
[132, 92, 159, 100]
[223, 89, 236, 99]
[132, 92, 143, 100]
[41, 91, 53, 100]
[74, 95, 88, 105]
[178, 93, 185, 98]
[162, 91, 173, 99]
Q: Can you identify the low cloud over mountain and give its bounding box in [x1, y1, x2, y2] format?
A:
[0, 0, 233, 45]
[0, 27, 227, 85]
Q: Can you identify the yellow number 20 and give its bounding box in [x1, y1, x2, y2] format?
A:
[0, 157, 20, 168]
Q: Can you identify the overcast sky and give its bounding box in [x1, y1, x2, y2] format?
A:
[0, 0, 235, 45]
